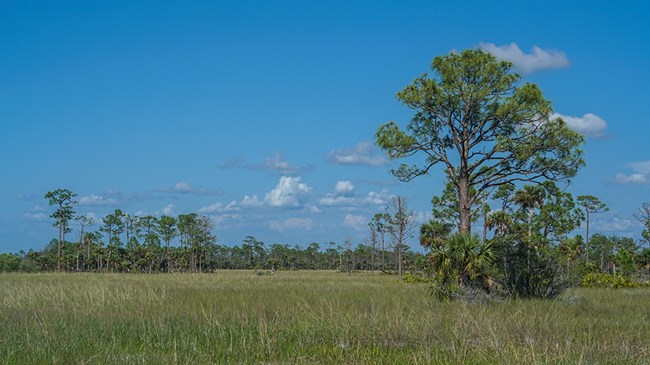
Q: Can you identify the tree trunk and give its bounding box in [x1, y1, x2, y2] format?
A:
[398, 244, 403, 281]
[166, 239, 171, 273]
[458, 174, 472, 234]
[585, 210, 590, 263]
[381, 236, 385, 271]
[57, 206, 63, 271]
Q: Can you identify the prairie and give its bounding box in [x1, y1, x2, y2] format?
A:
[0, 271, 648, 364]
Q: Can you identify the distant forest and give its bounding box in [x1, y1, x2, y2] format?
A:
[1, 189, 426, 274]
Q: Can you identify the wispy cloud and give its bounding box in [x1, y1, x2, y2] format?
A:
[615, 161, 650, 185]
[23, 205, 49, 221]
[552, 113, 607, 138]
[479, 42, 569, 74]
[342, 214, 367, 230]
[78, 194, 119, 207]
[319, 181, 391, 208]
[157, 181, 222, 195]
[269, 217, 314, 231]
[219, 153, 312, 175]
[592, 217, 635, 233]
[328, 141, 388, 167]
[198, 201, 240, 214]
[155, 204, 175, 216]
[23, 212, 48, 221]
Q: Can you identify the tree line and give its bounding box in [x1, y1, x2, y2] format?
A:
[0, 189, 428, 274]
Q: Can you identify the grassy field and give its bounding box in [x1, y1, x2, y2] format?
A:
[0, 271, 648, 364]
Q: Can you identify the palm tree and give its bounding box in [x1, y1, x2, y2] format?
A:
[430, 233, 495, 289]
[419, 220, 452, 249]
[485, 210, 513, 236]
[513, 185, 546, 271]
[513, 185, 546, 239]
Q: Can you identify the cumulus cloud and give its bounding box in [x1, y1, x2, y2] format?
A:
[342, 214, 367, 230]
[552, 113, 607, 138]
[78, 194, 119, 206]
[240, 195, 263, 208]
[269, 217, 314, 231]
[264, 176, 312, 208]
[155, 204, 175, 216]
[615, 161, 650, 185]
[335, 180, 355, 195]
[198, 201, 239, 214]
[479, 42, 569, 74]
[198, 177, 311, 214]
[328, 141, 388, 167]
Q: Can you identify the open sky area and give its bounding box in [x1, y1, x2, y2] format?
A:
[1, 0, 649, 253]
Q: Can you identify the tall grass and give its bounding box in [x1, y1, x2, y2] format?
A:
[0, 271, 648, 364]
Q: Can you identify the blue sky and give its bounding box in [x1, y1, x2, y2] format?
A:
[2, 0, 649, 252]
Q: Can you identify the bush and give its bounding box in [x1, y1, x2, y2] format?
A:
[430, 275, 460, 301]
[497, 243, 571, 299]
[581, 273, 646, 288]
[402, 272, 433, 283]
[0, 254, 21, 272]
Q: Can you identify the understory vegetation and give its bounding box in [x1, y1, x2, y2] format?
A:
[1, 272, 648, 365]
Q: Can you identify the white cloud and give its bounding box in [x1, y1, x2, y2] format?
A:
[342, 214, 367, 230]
[552, 113, 607, 138]
[199, 195, 263, 214]
[198, 201, 239, 213]
[260, 153, 305, 175]
[173, 181, 193, 192]
[319, 189, 391, 207]
[615, 173, 650, 185]
[305, 204, 322, 214]
[32, 205, 46, 212]
[269, 217, 313, 231]
[614, 160, 650, 185]
[211, 214, 240, 227]
[479, 42, 569, 74]
[155, 204, 175, 216]
[220, 153, 311, 175]
[414, 211, 433, 225]
[78, 194, 119, 206]
[264, 176, 312, 208]
[335, 180, 355, 195]
[240, 195, 263, 208]
[592, 217, 635, 233]
[158, 181, 216, 195]
[328, 141, 388, 167]
[627, 161, 650, 174]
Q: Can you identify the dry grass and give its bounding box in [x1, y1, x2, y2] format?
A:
[0, 271, 648, 364]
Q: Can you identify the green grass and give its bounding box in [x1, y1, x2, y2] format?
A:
[1, 271, 648, 364]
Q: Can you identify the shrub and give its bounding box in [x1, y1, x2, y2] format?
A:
[581, 273, 644, 288]
[402, 272, 433, 283]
